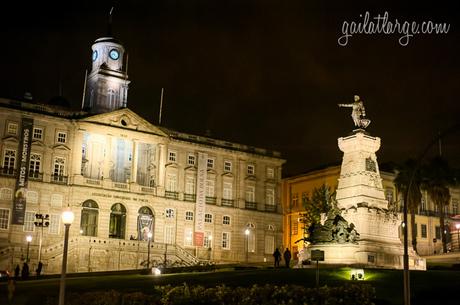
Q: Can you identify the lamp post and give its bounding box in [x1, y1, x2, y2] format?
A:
[208, 235, 213, 261]
[34, 213, 50, 263]
[245, 229, 250, 263]
[456, 223, 460, 252]
[58, 207, 74, 305]
[25, 235, 32, 263]
[147, 232, 152, 270]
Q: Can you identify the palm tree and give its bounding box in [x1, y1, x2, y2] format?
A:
[422, 157, 456, 254]
[394, 159, 422, 252]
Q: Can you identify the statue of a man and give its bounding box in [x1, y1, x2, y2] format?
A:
[338, 95, 371, 129]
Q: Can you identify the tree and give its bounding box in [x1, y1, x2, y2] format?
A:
[394, 159, 422, 252]
[302, 184, 334, 226]
[422, 157, 456, 254]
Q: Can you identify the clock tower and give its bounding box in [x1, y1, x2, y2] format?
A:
[83, 36, 130, 114]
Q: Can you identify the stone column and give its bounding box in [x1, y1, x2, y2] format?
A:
[103, 135, 113, 181]
[158, 144, 166, 187]
[131, 140, 138, 184]
[72, 129, 84, 176]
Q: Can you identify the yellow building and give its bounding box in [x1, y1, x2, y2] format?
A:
[282, 165, 460, 259]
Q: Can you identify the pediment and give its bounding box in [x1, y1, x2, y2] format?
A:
[52, 144, 71, 151]
[2, 136, 18, 143]
[80, 108, 168, 137]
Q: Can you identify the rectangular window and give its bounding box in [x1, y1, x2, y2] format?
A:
[222, 232, 231, 249]
[7, 122, 18, 135]
[184, 228, 193, 246]
[53, 157, 65, 177]
[421, 224, 427, 238]
[29, 153, 41, 174]
[185, 211, 194, 221]
[266, 188, 275, 205]
[222, 215, 231, 225]
[166, 173, 177, 192]
[204, 231, 212, 248]
[223, 182, 233, 200]
[435, 226, 441, 239]
[3, 149, 16, 169]
[0, 208, 10, 230]
[206, 179, 215, 197]
[420, 197, 426, 212]
[187, 154, 196, 166]
[168, 151, 177, 162]
[264, 235, 275, 254]
[23, 211, 35, 232]
[224, 161, 232, 172]
[1, 188, 12, 200]
[453, 199, 458, 215]
[49, 214, 60, 234]
[185, 176, 196, 194]
[248, 232, 256, 253]
[292, 193, 298, 207]
[165, 208, 175, 218]
[57, 132, 67, 143]
[205, 213, 213, 223]
[245, 186, 255, 202]
[267, 167, 274, 179]
[207, 158, 214, 169]
[247, 164, 255, 175]
[33, 127, 43, 140]
[292, 221, 298, 235]
[164, 226, 175, 244]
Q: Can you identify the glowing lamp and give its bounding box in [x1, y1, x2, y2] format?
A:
[152, 267, 161, 276]
[245, 229, 250, 235]
[26, 235, 32, 242]
[62, 208, 75, 225]
[350, 269, 365, 280]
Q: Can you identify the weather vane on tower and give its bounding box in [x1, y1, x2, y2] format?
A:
[338, 95, 371, 129]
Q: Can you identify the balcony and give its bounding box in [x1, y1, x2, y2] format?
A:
[28, 171, 43, 181]
[165, 191, 179, 200]
[51, 175, 68, 184]
[265, 204, 277, 213]
[183, 193, 196, 202]
[0, 167, 16, 177]
[206, 196, 217, 205]
[221, 199, 234, 207]
[245, 201, 257, 210]
[140, 186, 156, 195]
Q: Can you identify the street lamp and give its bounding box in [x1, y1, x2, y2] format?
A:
[245, 229, 250, 263]
[25, 235, 32, 263]
[58, 207, 74, 305]
[147, 231, 153, 270]
[456, 223, 460, 252]
[208, 235, 213, 261]
[34, 213, 50, 262]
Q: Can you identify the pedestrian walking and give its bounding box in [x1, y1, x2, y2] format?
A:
[21, 262, 29, 280]
[283, 248, 291, 268]
[273, 248, 281, 267]
[14, 265, 20, 279]
[36, 261, 43, 277]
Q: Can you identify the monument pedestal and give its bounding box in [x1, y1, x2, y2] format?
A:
[309, 131, 425, 270]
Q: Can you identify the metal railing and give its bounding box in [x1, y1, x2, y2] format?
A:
[184, 193, 196, 202]
[165, 191, 179, 200]
[206, 196, 217, 205]
[0, 167, 16, 177]
[245, 201, 257, 210]
[51, 175, 68, 184]
[221, 199, 234, 207]
[265, 204, 277, 212]
[28, 171, 43, 181]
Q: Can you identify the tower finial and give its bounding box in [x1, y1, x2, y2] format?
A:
[107, 7, 114, 36]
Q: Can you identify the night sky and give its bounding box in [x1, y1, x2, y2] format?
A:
[1, 1, 459, 176]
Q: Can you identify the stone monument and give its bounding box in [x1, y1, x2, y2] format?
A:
[308, 96, 426, 270]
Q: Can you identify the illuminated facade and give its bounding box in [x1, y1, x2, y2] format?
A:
[282, 165, 460, 259]
[0, 34, 284, 274]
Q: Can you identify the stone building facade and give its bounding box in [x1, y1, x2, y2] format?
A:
[282, 165, 460, 259]
[0, 33, 284, 274]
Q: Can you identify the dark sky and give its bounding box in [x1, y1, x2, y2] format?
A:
[1, 1, 459, 176]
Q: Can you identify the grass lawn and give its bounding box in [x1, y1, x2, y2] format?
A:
[1, 266, 459, 305]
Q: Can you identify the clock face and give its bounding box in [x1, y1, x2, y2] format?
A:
[92, 50, 98, 61]
[109, 49, 120, 60]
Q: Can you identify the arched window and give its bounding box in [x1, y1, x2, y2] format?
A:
[246, 223, 256, 253]
[137, 206, 154, 241]
[81, 200, 99, 236]
[109, 203, 126, 239]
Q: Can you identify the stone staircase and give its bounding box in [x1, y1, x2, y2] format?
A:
[0, 237, 200, 274]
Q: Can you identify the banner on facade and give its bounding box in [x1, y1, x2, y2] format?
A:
[194, 152, 207, 246]
[137, 214, 153, 241]
[12, 118, 34, 225]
